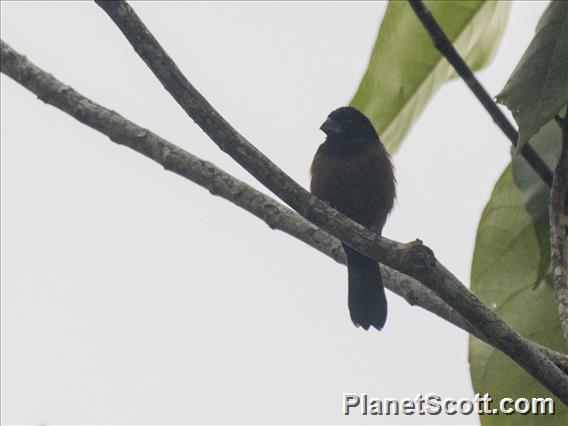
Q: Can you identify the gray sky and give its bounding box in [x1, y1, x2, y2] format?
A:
[1, 1, 548, 424]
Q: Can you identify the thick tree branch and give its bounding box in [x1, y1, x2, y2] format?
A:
[93, 1, 568, 401]
[550, 113, 568, 348]
[0, 38, 462, 339]
[2, 37, 568, 386]
[407, 0, 554, 188]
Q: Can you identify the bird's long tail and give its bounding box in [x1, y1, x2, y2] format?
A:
[342, 243, 387, 331]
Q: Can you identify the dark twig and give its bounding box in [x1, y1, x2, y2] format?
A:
[94, 1, 568, 400]
[549, 113, 568, 348]
[3, 38, 568, 376]
[407, 0, 554, 187]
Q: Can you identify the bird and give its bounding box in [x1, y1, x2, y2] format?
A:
[310, 106, 396, 331]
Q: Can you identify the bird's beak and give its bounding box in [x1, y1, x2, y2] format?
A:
[320, 117, 342, 136]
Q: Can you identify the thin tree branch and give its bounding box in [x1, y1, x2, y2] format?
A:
[3, 37, 568, 386]
[550, 113, 568, 348]
[410, 1, 568, 340]
[94, 1, 568, 401]
[407, 0, 554, 188]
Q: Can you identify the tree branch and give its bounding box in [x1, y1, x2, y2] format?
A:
[0, 38, 464, 340]
[550, 113, 568, 348]
[2, 36, 568, 385]
[93, 1, 568, 401]
[407, 0, 554, 188]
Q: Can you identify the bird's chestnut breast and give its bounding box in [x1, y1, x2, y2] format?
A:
[310, 143, 395, 232]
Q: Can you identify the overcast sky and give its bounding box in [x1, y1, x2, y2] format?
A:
[1, 1, 548, 424]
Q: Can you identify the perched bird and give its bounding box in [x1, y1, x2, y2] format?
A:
[310, 106, 396, 331]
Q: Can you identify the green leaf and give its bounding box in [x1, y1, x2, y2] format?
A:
[511, 118, 561, 282]
[469, 165, 567, 425]
[351, 0, 510, 153]
[512, 119, 561, 222]
[496, 1, 568, 150]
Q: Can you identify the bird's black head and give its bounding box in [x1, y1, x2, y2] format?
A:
[320, 106, 380, 154]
